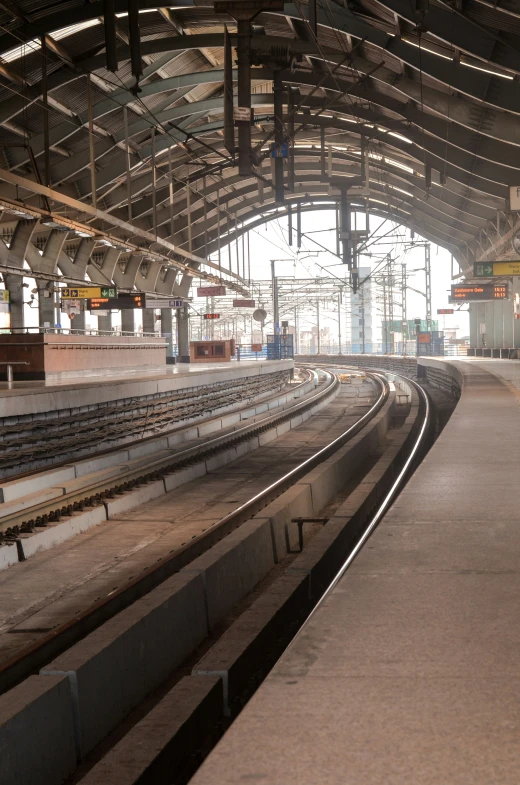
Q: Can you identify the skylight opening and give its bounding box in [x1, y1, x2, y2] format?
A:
[461, 60, 513, 80]
[1, 19, 101, 63]
[403, 38, 452, 61]
[53, 19, 101, 41]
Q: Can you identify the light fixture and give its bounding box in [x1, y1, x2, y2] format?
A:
[0, 198, 39, 220]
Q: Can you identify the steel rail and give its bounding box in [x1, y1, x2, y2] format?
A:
[0, 369, 327, 533]
[0, 369, 389, 694]
[284, 372, 432, 646]
[0, 367, 304, 479]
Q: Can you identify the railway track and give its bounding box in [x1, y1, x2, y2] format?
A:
[0, 368, 292, 477]
[0, 367, 331, 540]
[0, 367, 387, 694]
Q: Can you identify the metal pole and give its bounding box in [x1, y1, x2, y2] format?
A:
[425, 243, 432, 332]
[401, 262, 407, 356]
[382, 277, 387, 354]
[87, 75, 97, 209]
[168, 146, 174, 238]
[317, 298, 320, 354]
[152, 127, 157, 238]
[337, 289, 342, 354]
[361, 288, 366, 354]
[124, 107, 132, 222]
[236, 17, 252, 176]
[271, 259, 279, 333]
[41, 37, 50, 188]
[186, 170, 192, 253]
[389, 259, 394, 354]
[217, 187, 221, 271]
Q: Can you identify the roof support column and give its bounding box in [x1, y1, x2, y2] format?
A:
[37, 284, 56, 329]
[161, 308, 174, 358]
[236, 16, 252, 176]
[176, 302, 190, 362]
[273, 70, 284, 204]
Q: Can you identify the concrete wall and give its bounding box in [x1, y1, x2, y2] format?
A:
[0, 675, 76, 785]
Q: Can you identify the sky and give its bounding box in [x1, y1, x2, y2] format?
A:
[14, 208, 469, 341]
[205, 208, 469, 343]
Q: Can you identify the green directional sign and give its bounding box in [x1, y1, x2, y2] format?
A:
[101, 286, 117, 297]
[473, 263, 494, 277]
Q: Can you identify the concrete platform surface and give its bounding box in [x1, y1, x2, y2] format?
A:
[189, 359, 520, 785]
[0, 359, 293, 417]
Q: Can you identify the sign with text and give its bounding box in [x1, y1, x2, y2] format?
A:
[145, 298, 183, 309]
[87, 293, 145, 310]
[510, 186, 520, 212]
[233, 299, 255, 308]
[203, 313, 220, 320]
[62, 286, 116, 299]
[197, 286, 226, 297]
[437, 308, 454, 315]
[233, 106, 251, 122]
[474, 262, 520, 277]
[450, 284, 509, 302]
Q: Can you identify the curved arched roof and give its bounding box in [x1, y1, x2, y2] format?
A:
[0, 0, 516, 291]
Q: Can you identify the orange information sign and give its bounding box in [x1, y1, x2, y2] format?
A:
[251, 343, 262, 352]
[418, 333, 431, 343]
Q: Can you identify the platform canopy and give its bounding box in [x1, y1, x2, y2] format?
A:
[0, 0, 516, 293]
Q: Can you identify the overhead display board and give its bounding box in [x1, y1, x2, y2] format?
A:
[450, 284, 509, 302]
[437, 308, 454, 314]
[203, 313, 220, 320]
[145, 298, 183, 309]
[474, 262, 520, 277]
[233, 299, 255, 307]
[197, 286, 226, 297]
[62, 286, 116, 299]
[87, 293, 145, 310]
[510, 186, 520, 212]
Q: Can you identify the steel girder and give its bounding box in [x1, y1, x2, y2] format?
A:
[0, 1, 516, 270]
[198, 197, 462, 261]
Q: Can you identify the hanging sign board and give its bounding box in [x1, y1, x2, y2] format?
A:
[449, 283, 509, 302]
[145, 298, 183, 309]
[233, 299, 255, 308]
[437, 309, 454, 315]
[474, 261, 520, 277]
[203, 313, 220, 320]
[233, 107, 251, 122]
[197, 286, 226, 297]
[62, 286, 116, 299]
[510, 186, 520, 212]
[62, 299, 81, 316]
[87, 294, 145, 310]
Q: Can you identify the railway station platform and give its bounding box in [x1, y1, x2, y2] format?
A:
[190, 356, 520, 785]
[0, 359, 294, 418]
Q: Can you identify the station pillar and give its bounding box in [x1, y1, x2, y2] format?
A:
[4, 274, 24, 331]
[176, 303, 190, 362]
[161, 308, 174, 359]
[121, 309, 135, 335]
[513, 277, 520, 349]
[71, 310, 87, 333]
[142, 308, 155, 335]
[37, 285, 56, 330]
[484, 302, 495, 348]
[97, 313, 113, 334]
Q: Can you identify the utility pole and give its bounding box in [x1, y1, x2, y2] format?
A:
[316, 297, 321, 354]
[361, 287, 366, 354]
[425, 243, 432, 332]
[382, 277, 388, 354]
[401, 263, 407, 356]
[337, 288, 342, 354]
[271, 259, 279, 334]
[388, 262, 394, 355]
